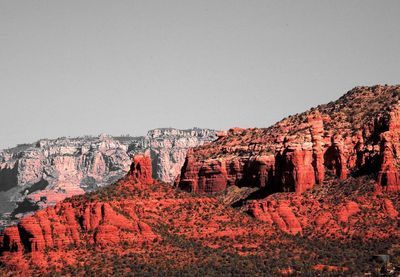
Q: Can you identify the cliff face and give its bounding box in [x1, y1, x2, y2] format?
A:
[0, 155, 157, 257]
[0, 154, 273, 273]
[0, 155, 398, 275]
[377, 107, 400, 192]
[128, 128, 217, 183]
[178, 85, 400, 194]
[0, 128, 217, 228]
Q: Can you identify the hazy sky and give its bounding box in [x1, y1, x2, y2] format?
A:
[0, 1, 399, 149]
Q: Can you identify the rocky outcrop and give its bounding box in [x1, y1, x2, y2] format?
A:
[0, 134, 131, 229]
[0, 157, 399, 275]
[178, 85, 400, 194]
[377, 106, 400, 192]
[129, 154, 153, 183]
[248, 199, 303, 235]
[245, 177, 400, 237]
[129, 128, 217, 183]
[179, 152, 228, 193]
[0, 153, 279, 274]
[0, 155, 158, 255]
[0, 195, 158, 255]
[0, 128, 217, 228]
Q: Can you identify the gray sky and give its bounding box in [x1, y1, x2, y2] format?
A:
[0, 0, 399, 149]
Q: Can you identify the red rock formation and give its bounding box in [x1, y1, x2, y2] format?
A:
[178, 85, 400, 194]
[337, 201, 360, 223]
[309, 113, 325, 184]
[1, 227, 22, 252]
[0, 128, 217, 229]
[179, 153, 228, 193]
[0, 159, 399, 275]
[0, 200, 157, 255]
[245, 176, 399, 238]
[280, 146, 316, 193]
[0, 155, 158, 257]
[248, 199, 302, 235]
[383, 199, 399, 218]
[0, 153, 282, 274]
[1, 87, 400, 276]
[324, 135, 348, 180]
[378, 106, 400, 192]
[130, 154, 153, 183]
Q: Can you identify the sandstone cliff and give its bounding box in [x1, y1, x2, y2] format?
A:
[0, 155, 398, 275]
[0, 128, 216, 228]
[0, 155, 158, 256]
[178, 85, 400, 194]
[128, 128, 217, 183]
[0, 154, 273, 273]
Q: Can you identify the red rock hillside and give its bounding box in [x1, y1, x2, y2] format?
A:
[0, 155, 399, 275]
[178, 85, 400, 194]
[1, 86, 400, 276]
[0, 155, 158, 268]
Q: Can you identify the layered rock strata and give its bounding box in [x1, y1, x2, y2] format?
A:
[178, 85, 400, 194]
[0, 155, 158, 256]
[0, 128, 217, 228]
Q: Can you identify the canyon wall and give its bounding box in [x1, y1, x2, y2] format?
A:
[128, 128, 217, 183]
[0, 128, 217, 228]
[178, 85, 400, 194]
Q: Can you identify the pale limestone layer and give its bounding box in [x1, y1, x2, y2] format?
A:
[0, 128, 217, 228]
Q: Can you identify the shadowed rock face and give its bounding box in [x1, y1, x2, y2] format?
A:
[0, 128, 217, 228]
[0, 163, 18, 192]
[178, 85, 400, 194]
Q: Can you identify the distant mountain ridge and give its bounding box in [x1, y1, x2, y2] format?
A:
[0, 128, 217, 228]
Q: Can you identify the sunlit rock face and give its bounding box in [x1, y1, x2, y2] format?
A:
[0, 156, 159, 261]
[178, 85, 400, 194]
[129, 128, 218, 183]
[0, 128, 217, 228]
